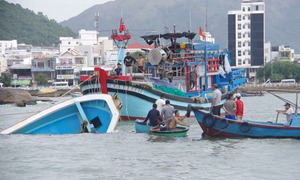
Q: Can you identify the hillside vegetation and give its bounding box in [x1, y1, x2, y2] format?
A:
[0, 0, 76, 46]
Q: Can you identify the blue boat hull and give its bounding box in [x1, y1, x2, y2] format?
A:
[1, 94, 119, 134]
[135, 119, 152, 133]
[192, 107, 300, 138]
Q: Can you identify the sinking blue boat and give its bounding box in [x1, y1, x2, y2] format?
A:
[191, 107, 300, 138]
[1, 94, 120, 134]
[135, 119, 189, 137]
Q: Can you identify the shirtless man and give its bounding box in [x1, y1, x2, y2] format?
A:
[137, 54, 144, 73]
[168, 110, 190, 130]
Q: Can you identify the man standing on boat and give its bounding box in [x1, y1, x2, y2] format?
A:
[155, 94, 165, 114]
[123, 52, 136, 76]
[137, 54, 144, 73]
[223, 93, 236, 120]
[190, 68, 197, 90]
[235, 93, 244, 120]
[161, 100, 174, 123]
[276, 103, 294, 125]
[211, 84, 222, 116]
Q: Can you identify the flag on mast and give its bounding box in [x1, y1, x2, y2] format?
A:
[199, 27, 205, 40]
[119, 18, 126, 33]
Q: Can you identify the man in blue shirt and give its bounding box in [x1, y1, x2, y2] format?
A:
[143, 104, 160, 126]
[115, 63, 122, 76]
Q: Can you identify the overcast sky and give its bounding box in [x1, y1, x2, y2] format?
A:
[6, 0, 113, 22]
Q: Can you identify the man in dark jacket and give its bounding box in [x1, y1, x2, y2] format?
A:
[123, 52, 136, 76]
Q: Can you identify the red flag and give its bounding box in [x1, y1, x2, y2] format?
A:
[119, 18, 126, 33]
[199, 27, 205, 40]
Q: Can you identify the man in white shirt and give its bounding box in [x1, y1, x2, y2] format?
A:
[211, 84, 222, 116]
[276, 103, 294, 125]
[155, 94, 165, 114]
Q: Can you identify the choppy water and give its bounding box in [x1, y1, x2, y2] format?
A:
[0, 93, 300, 180]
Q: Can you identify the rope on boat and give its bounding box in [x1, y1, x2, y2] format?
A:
[267, 91, 300, 110]
[60, 75, 96, 97]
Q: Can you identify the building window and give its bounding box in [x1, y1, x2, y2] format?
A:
[238, 50, 242, 56]
[243, 51, 245, 55]
[238, 33, 241, 39]
[68, 42, 71, 44]
[238, 59, 242, 65]
[238, 42, 241, 47]
[238, 24, 241, 30]
[248, 7, 251, 11]
[243, 33, 245, 38]
[238, 15, 241, 21]
[243, 16, 245, 20]
[243, 7, 245, 11]
[256, 5, 259, 11]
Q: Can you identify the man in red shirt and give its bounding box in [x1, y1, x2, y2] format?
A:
[235, 93, 244, 120]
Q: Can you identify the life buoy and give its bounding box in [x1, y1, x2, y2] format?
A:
[218, 118, 229, 129]
[185, 104, 192, 117]
[202, 113, 215, 128]
[240, 121, 251, 133]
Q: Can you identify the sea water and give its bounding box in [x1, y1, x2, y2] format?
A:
[0, 93, 300, 180]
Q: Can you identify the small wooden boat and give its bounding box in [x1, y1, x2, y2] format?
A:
[135, 119, 189, 137]
[1, 94, 120, 134]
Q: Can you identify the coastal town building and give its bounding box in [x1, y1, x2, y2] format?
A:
[271, 45, 295, 62]
[56, 49, 88, 85]
[228, 0, 265, 79]
[0, 40, 17, 54]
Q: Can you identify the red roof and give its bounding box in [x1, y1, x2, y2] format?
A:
[127, 42, 154, 49]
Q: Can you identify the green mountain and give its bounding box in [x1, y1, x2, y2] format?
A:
[60, 0, 300, 52]
[0, 0, 76, 47]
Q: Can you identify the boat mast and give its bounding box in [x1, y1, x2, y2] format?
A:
[204, 0, 208, 91]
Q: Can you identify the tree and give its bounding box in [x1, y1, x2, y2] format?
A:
[35, 73, 48, 84]
[255, 61, 300, 83]
[0, 73, 11, 87]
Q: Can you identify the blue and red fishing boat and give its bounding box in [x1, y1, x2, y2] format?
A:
[191, 90, 300, 138]
[79, 20, 246, 120]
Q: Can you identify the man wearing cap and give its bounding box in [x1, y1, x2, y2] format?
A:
[276, 103, 294, 125]
[123, 52, 136, 76]
[235, 93, 244, 120]
[211, 84, 222, 115]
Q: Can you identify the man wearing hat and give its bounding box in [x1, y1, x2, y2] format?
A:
[276, 103, 294, 125]
[235, 93, 244, 120]
[211, 84, 222, 115]
[123, 52, 136, 76]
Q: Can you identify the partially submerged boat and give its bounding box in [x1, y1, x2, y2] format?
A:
[135, 119, 189, 137]
[191, 90, 300, 138]
[1, 94, 120, 134]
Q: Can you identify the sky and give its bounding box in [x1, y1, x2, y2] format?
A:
[6, 0, 113, 22]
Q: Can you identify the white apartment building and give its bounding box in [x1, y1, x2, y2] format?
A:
[59, 30, 99, 53]
[228, 0, 265, 78]
[0, 40, 17, 54]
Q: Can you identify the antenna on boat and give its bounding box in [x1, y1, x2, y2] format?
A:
[204, 0, 208, 91]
